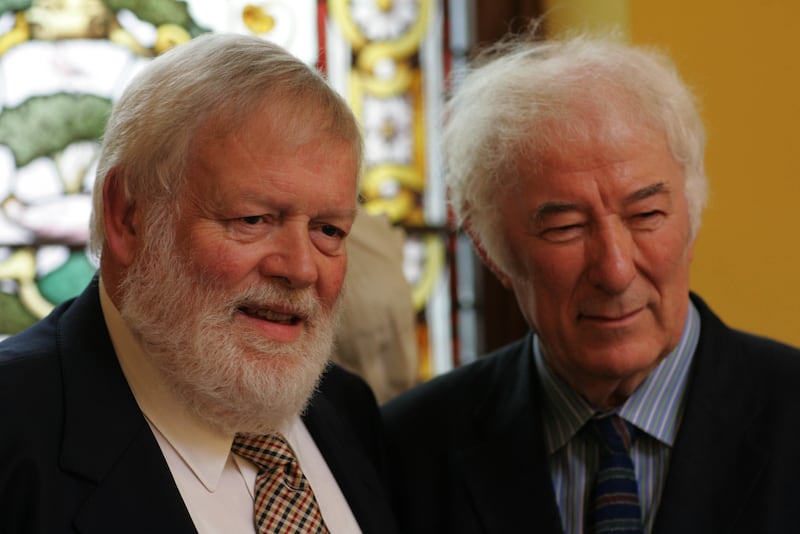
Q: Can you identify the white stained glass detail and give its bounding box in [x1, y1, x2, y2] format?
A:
[350, 0, 420, 41]
[187, 0, 318, 66]
[362, 95, 414, 166]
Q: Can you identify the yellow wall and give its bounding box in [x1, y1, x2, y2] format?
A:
[544, 0, 800, 347]
[543, 0, 629, 36]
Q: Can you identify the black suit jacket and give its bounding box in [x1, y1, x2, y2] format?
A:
[382, 294, 800, 533]
[0, 279, 398, 533]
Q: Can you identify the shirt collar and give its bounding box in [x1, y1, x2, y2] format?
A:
[99, 279, 234, 492]
[535, 301, 701, 453]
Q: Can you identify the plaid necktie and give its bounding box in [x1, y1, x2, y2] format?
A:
[587, 414, 643, 534]
[232, 433, 329, 534]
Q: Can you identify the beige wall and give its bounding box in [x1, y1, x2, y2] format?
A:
[544, 0, 800, 347]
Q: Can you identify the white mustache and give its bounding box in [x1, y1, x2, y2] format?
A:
[226, 282, 322, 323]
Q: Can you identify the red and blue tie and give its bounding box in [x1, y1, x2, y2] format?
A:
[588, 414, 643, 534]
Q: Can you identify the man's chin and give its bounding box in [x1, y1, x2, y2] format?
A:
[180, 344, 332, 435]
[209, 365, 327, 435]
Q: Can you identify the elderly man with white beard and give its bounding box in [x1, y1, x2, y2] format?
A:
[0, 33, 399, 534]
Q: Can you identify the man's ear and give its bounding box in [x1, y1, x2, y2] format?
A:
[102, 169, 139, 267]
[463, 221, 513, 289]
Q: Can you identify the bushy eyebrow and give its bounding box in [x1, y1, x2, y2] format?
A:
[532, 182, 669, 224]
[236, 189, 358, 220]
[533, 201, 580, 224]
[625, 182, 668, 205]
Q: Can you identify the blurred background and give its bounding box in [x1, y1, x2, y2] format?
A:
[0, 0, 797, 388]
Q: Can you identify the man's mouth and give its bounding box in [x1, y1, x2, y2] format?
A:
[580, 307, 643, 323]
[238, 306, 302, 325]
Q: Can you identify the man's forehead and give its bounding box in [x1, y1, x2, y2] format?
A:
[518, 114, 677, 178]
[510, 135, 685, 217]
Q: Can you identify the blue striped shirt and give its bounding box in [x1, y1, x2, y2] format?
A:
[535, 303, 700, 533]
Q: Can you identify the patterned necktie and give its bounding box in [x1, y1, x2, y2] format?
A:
[587, 414, 643, 534]
[232, 433, 329, 534]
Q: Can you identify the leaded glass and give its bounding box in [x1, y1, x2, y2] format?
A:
[0, 0, 465, 377]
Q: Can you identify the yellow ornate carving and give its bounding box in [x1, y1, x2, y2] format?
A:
[328, 0, 430, 57]
[328, 0, 444, 324]
[0, 13, 31, 56]
[411, 235, 445, 312]
[153, 24, 192, 55]
[243, 5, 277, 34]
[359, 61, 413, 97]
[362, 190, 416, 223]
[361, 163, 424, 199]
[0, 248, 54, 318]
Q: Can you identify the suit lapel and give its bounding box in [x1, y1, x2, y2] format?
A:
[56, 281, 196, 533]
[653, 296, 768, 534]
[72, 428, 197, 533]
[303, 383, 398, 534]
[455, 334, 563, 533]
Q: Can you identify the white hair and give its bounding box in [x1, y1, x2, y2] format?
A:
[444, 30, 707, 273]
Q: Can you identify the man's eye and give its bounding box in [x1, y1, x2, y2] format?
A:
[241, 215, 263, 225]
[554, 223, 581, 231]
[541, 224, 584, 243]
[629, 210, 665, 229]
[636, 210, 660, 219]
[321, 224, 344, 238]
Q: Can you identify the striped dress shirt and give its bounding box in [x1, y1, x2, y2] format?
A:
[535, 303, 701, 533]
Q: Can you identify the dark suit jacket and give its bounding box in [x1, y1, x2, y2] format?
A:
[382, 294, 800, 533]
[0, 279, 398, 533]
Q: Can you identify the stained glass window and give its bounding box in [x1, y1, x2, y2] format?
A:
[0, 0, 470, 377]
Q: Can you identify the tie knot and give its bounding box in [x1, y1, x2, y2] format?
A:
[233, 432, 329, 532]
[590, 414, 637, 454]
[232, 433, 307, 490]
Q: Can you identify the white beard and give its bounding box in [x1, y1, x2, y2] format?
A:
[118, 220, 339, 435]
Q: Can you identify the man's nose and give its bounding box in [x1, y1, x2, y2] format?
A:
[257, 224, 318, 288]
[585, 219, 636, 294]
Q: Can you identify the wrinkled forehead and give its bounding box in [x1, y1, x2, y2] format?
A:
[181, 102, 360, 198]
[516, 89, 671, 175]
[197, 90, 359, 153]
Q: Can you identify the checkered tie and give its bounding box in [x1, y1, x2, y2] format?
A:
[232, 433, 329, 534]
[588, 414, 643, 534]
